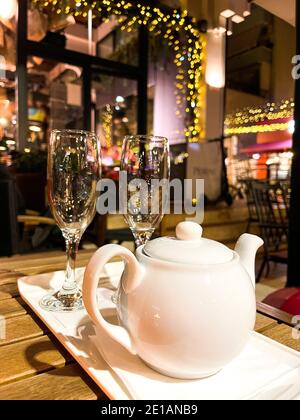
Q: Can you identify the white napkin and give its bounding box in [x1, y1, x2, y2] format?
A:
[91, 321, 300, 400]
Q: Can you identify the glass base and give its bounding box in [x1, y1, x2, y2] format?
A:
[39, 290, 84, 312]
[131, 228, 155, 248]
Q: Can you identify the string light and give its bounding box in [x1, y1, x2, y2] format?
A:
[32, 0, 206, 143]
[173, 152, 189, 165]
[102, 104, 113, 147]
[225, 99, 295, 135]
[225, 123, 290, 136]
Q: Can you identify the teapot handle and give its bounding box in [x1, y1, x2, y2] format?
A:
[83, 244, 143, 354]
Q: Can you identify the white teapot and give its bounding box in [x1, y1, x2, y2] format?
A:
[83, 221, 263, 379]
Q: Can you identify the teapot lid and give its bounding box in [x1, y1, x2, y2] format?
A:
[143, 221, 233, 265]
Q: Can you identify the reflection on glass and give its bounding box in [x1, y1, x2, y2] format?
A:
[96, 25, 138, 66]
[93, 74, 138, 146]
[121, 135, 170, 247]
[40, 129, 101, 312]
[26, 57, 83, 149]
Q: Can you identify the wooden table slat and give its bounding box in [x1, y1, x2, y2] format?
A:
[0, 272, 25, 285]
[0, 283, 20, 301]
[0, 298, 28, 320]
[254, 313, 278, 333]
[0, 251, 94, 276]
[262, 324, 300, 352]
[0, 250, 93, 266]
[0, 364, 104, 400]
[0, 314, 45, 347]
[0, 335, 73, 386]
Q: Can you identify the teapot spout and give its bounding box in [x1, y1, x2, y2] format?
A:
[234, 234, 264, 288]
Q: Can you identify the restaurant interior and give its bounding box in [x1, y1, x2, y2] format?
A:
[0, 0, 300, 401]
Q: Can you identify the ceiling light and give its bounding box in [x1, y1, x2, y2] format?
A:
[205, 29, 226, 89]
[212, 27, 227, 35]
[220, 9, 235, 19]
[232, 15, 245, 24]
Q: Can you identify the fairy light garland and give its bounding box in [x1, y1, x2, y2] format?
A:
[102, 104, 113, 147]
[225, 99, 295, 136]
[225, 123, 291, 136]
[32, 0, 206, 142]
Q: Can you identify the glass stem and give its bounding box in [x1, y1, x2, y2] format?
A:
[62, 231, 81, 294]
[132, 229, 154, 248]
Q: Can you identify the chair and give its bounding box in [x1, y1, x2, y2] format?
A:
[240, 179, 259, 233]
[17, 211, 59, 251]
[251, 181, 289, 282]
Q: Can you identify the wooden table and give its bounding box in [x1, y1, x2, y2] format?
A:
[0, 250, 299, 400]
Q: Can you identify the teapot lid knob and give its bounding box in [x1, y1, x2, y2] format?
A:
[176, 221, 203, 241]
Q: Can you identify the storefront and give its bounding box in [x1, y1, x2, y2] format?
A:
[224, 99, 294, 185]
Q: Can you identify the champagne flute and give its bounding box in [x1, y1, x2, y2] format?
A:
[40, 129, 101, 312]
[120, 135, 170, 247]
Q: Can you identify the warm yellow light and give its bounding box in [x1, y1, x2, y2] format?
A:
[225, 99, 294, 131]
[205, 29, 225, 89]
[0, 117, 8, 127]
[29, 125, 42, 133]
[6, 139, 15, 145]
[34, 0, 206, 143]
[225, 123, 290, 136]
[0, 0, 17, 20]
[232, 15, 245, 24]
[220, 9, 235, 18]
